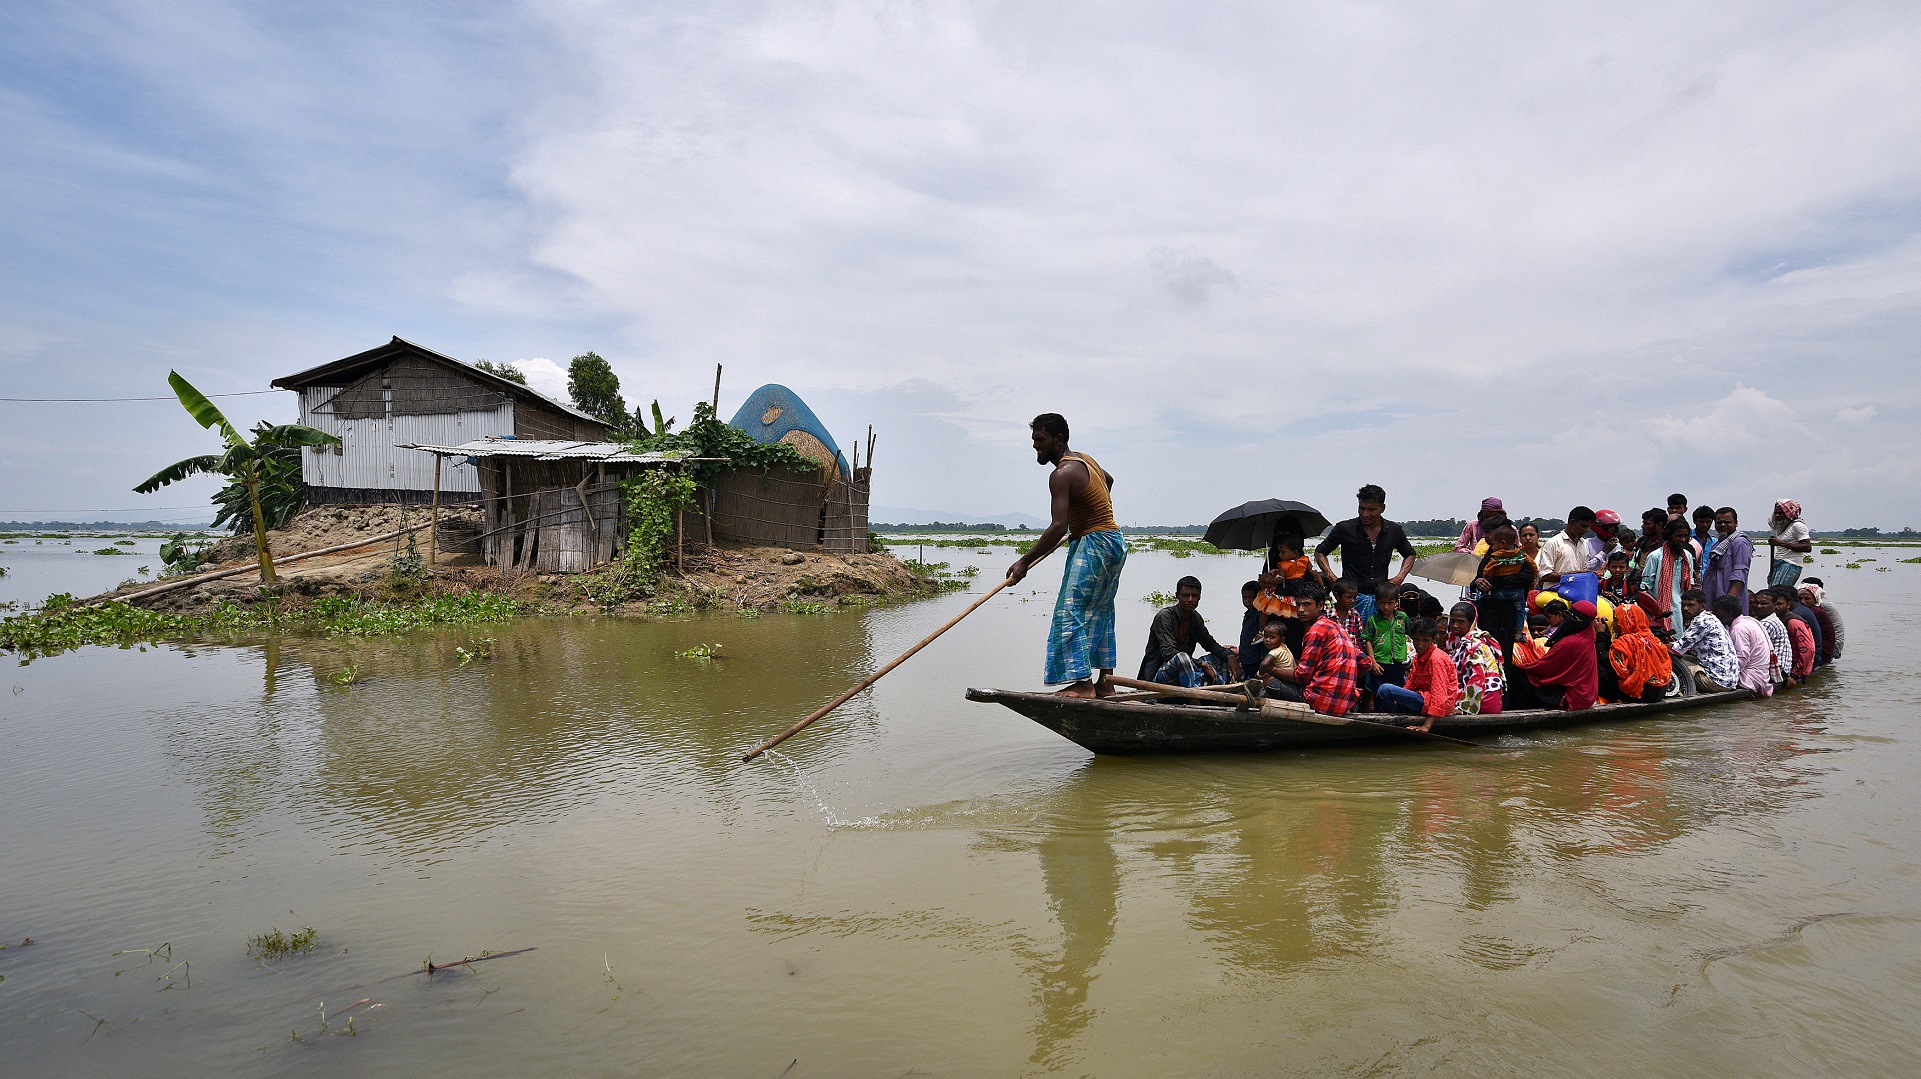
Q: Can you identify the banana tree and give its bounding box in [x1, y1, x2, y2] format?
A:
[133, 371, 340, 584]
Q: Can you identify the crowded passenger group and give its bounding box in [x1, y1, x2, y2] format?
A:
[1137, 485, 1844, 730]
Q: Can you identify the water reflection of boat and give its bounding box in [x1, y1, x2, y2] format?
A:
[966, 686, 1764, 754]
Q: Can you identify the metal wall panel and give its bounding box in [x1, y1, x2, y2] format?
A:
[297, 387, 506, 493]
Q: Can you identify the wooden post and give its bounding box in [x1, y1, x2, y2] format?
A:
[429, 455, 442, 563]
[711, 364, 722, 411]
[677, 508, 685, 571]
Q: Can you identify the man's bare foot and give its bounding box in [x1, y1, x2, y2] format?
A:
[1054, 681, 1098, 698]
[1093, 677, 1116, 699]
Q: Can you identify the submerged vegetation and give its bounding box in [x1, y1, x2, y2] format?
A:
[247, 926, 319, 960]
[0, 591, 522, 658]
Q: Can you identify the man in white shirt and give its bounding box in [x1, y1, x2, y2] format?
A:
[1537, 506, 1596, 586]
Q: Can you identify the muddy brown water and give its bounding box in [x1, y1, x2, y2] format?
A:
[3, 546, 1920, 1076]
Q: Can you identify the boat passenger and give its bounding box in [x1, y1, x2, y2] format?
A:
[1330, 580, 1365, 647]
[1237, 580, 1265, 675]
[1446, 602, 1505, 715]
[1518, 522, 1544, 568]
[1537, 507, 1597, 586]
[1255, 619, 1304, 703]
[1713, 593, 1773, 696]
[1372, 617, 1461, 730]
[1632, 508, 1668, 568]
[1138, 576, 1242, 688]
[1751, 590, 1792, 688]
[1770, 585, 1818, 685]
[1671, 589, 1738, 693]
[1007, 413, 1127, 698]
[1636, 518, 1697, 637]
[1471, 517, 1534, 663]
[1800, 579, 1843, 660]
[1587, 508, 1624, 566]
[1701, 506, 1753, 601]
[1782, 583, 1828, 660]
[1692, 505, 1718, 567]
[1781, 583, 1829, 667]
[1767, 500, 1813, 589]
[1598, 549, 1632, 608]
[1608, 605, 1675, 702]
[1313, 484, 1417, 623]
[1292, 585, 1363, 717]
[1253, 534, 1314, 655]
[1668, 492, 1690, 525]
[1510, 599, 1600, 711]
[1454, 497, 1505, 554]
[1360, 583, 1411, 708]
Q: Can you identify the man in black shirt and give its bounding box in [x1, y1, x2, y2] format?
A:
[1139, 576, 1243, 685]
[1313, 483, 1416, 622]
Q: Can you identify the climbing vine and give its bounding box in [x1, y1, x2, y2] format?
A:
[626, 402, 816, 484]
[619, 469, 699, 586]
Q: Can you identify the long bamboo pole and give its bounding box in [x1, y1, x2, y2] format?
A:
[742, 575, 1018, 762]
[1106, 676, 1488, 748]
[88, 522, 432, 608]
[429, 456, 442, 562]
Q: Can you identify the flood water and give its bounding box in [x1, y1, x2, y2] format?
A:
[4, 545, 1920, 1076]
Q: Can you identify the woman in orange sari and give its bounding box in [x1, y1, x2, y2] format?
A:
[1607, 605, 1674, 702]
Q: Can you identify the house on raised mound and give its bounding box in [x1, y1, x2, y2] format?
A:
[272, 336, 612, 505]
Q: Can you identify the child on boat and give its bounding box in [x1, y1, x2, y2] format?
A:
[1510, 599, 1600, 711]
[1371, 617, 1462, 731]
[1360, 583, 1412, 710]
[1331, 580, 1365, 645]
[1598, 549, 1632, 607]
[1255, 618, 1304, 703]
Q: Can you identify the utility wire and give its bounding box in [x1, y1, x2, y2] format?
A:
[0, 390, 285, 402]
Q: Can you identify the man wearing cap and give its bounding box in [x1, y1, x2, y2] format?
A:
[1455, 497, 1506, 554]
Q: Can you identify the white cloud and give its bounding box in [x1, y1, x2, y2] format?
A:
[4, 2, 1921, 527]
[516, 357, 570, 403]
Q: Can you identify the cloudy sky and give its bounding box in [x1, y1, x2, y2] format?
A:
[3, 1, 1918, 528]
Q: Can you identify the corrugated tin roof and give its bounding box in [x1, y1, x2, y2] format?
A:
[396, 438, 698, 464]
[273, 336, 611, 430]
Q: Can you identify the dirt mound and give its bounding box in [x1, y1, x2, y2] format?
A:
[202, 503, 483, 566]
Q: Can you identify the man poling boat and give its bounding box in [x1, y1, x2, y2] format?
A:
[1004, 413, 1127, 700]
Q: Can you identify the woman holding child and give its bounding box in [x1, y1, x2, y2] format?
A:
[1510, 599, 1600, 711]
[1470, 516, 1535, 663]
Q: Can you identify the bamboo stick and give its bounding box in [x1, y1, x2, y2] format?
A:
[429, 456, 442, 562]
[742, 575, 1018, 762]
[89, 522, 433, 608]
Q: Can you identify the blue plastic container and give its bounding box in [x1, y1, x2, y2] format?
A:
[1555, 571, 1599, 605]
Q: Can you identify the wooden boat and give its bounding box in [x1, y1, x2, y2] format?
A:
[964, 685, 1758, 755]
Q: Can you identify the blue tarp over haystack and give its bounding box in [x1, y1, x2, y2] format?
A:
[727, 384, 850, 479]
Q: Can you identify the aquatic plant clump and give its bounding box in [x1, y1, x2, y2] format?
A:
[0, 592, 524, 657]
[247, 926, 319, 960]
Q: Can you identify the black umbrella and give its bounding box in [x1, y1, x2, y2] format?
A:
[1203, 499, 1332, 552]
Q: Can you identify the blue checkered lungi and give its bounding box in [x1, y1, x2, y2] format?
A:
[1044, 529, 1127, 685]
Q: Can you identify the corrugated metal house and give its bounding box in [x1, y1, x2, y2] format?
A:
[271, 337, 612, 504]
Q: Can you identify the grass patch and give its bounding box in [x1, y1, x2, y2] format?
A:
[0, 591, 524, 658]
[1821, 547, 1841, 554]
[1903, 556, 1921, 564]
[780, 598, 834, 615]
[247, 926, 319, 960]
[1142, 590, 1177, 606]
[91, 547, 132, 556]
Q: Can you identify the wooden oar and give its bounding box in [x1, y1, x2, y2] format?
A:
[1106, 675, 1489, 748]
[742, 576, 1019, 762]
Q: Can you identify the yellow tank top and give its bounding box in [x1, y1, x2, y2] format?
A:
[1062, 452, 1118, 537]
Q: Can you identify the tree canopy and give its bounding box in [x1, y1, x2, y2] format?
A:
[567, 352, 626, 427]
[474, 359, 527, 385]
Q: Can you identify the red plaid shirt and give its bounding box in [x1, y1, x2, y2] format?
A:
[1334, 606, 1366, 643]
[1297, 614, 1362, 716]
